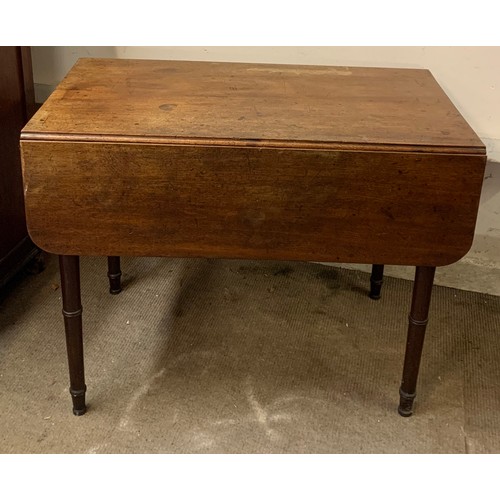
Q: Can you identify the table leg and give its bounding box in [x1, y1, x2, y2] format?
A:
[59, 255, 87, 416]
[107, 256, 122, 294]
[369, 264, 384, 300]
[398, 265, 436, 417]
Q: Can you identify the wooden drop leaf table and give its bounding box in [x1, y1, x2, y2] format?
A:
[20, 58, 486, 417]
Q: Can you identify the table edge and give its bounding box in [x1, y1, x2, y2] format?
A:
[20, 132, 487, 156]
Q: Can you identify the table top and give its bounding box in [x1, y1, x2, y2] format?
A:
[23, 58, 484, 155]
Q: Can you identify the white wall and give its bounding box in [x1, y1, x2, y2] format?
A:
[30, 47, 500, 294]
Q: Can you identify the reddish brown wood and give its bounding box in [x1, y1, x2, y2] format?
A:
[21, 142, 485, 266]
[107, 256, 122, 294]
[19, 47, 36, 121]
[0, 46, 39, 288]
[19, 59, 487, 417]
[399, 266, 436, 416]
[59, 255, 86, 416]
[369, 264, 384, 300]
[22, 58, 484, 154]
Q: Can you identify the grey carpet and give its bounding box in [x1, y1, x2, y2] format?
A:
[0, 255, 499, 453]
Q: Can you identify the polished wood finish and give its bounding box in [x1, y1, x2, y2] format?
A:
[107, 256, 122, 294]
[369, 264, 385, 300]
[20, 59, 487, 416]
[59, 255, 86, 416]
[21, 142, 484, 266]
[0, 46, 39, 288]
[19, 47, 36, 120]
[22, 58, 484, 154]
[399, 266, 436, 416]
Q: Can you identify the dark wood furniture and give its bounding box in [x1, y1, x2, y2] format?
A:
[20, 58, 486, 417]
[0, 47, 40, 288]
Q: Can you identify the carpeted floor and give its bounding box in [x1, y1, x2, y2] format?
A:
[0, 255, 499, 453]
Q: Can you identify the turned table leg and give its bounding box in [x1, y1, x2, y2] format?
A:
[398, 265, 436, 417]
[369, 264, 384, 300]
[107, 256, 122, 294]
[59, 255, 87, 416]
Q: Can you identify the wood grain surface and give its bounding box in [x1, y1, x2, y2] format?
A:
[21, 141, 485, 265]
[0, 46, 38, 282]
[22, 58, 485, 154]
[19, 58, 489, 420]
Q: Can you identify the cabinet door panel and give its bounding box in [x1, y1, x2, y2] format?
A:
[0, 47, 37, 284]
